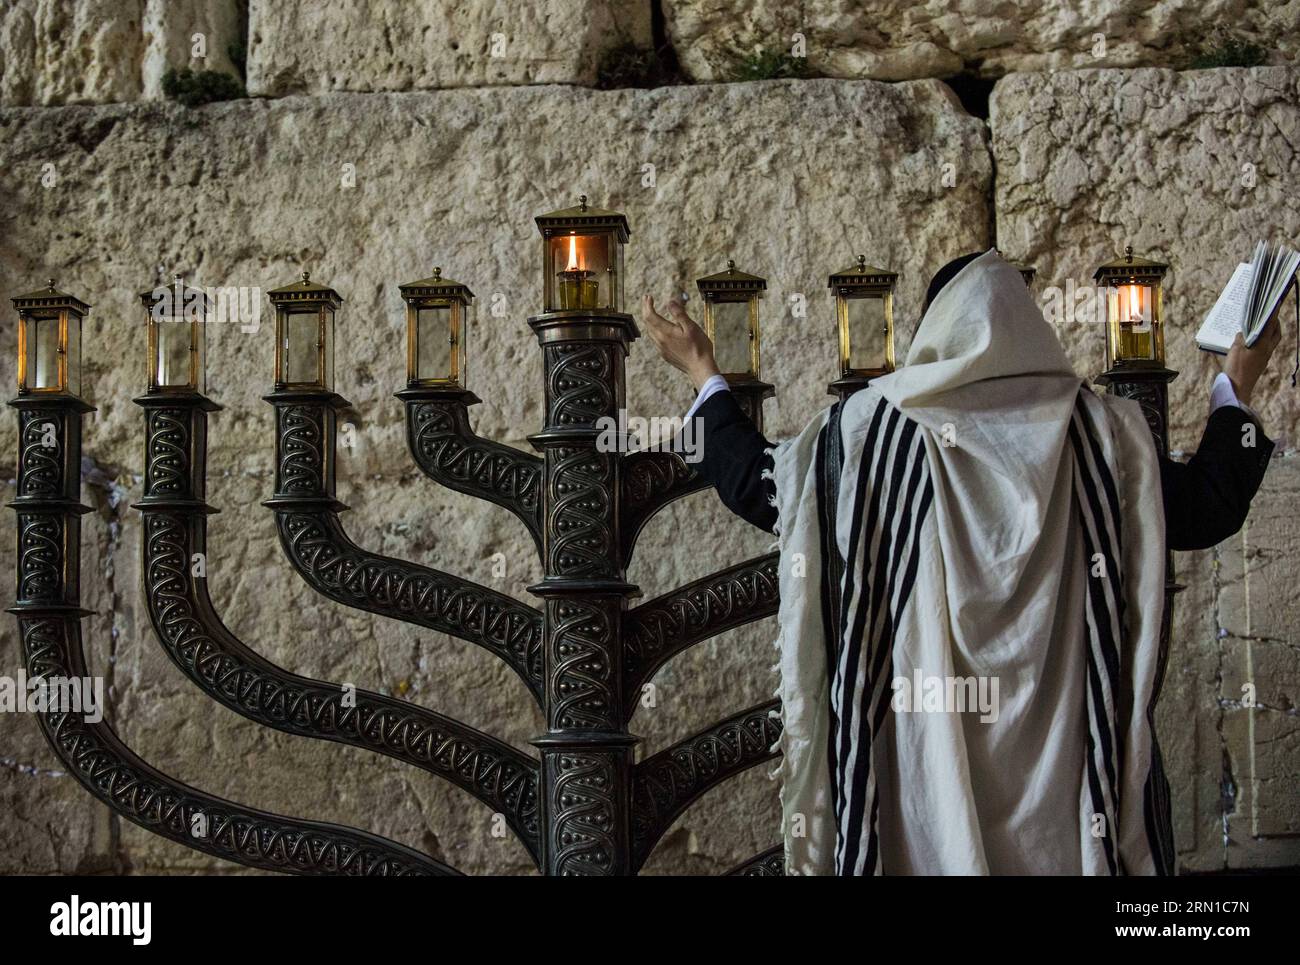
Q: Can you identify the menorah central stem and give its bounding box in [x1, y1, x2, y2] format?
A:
[527, 311, 640, 875]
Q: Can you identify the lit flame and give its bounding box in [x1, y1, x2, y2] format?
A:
[1127, 285, 1141, 322]
[566, 235, 583, 272]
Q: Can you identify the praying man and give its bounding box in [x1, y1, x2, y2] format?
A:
[641, 250, 1280, 875]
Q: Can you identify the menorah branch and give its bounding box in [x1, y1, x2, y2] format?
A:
[401, 387, 544, 555]
[10, 395, 457, 876]
[266, 390, 545, 700]
[725, 844, 785, 876]
[137, 394, 543, 862]
[630, 698, 783, 870]
[623, 553, 780, 711]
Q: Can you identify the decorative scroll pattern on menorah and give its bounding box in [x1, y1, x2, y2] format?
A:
[278, 402, 330, 493]
[280, 510, 546, 698]
[22, 615, 455, 876]
[545, 750, 622, 876]
[545, 342, 615, 427]
[623, 553, 781, 702]
[16, 514, 65, 603]
[409, 401, 543, 549]
[145, 407, 191, 495]
[142, 508, 542, 858]
[631, 699, 783, 868]
[18, 409, 64, 497]
[725, 844, 785, 876]
[620, 450, 709, 562]
[1107, 379, 1169, 450]
[261, 400, 548, 695]
[546, 596, 620, 731]
[547, 446, 617, 578]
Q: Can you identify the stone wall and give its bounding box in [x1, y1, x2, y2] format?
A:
[4, 1, 1296, 106]
[664, 1, 1300, 83]
[0, 0, 242, 105]
[0, 2, 1297, 876]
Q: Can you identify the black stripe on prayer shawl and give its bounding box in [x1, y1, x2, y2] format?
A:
[844, 426, 926, 876]
[832, 402, 901, 862]
[1076, 403, 1175, 874]
[1069, 408, 1124, 875]
[830, 397, 892, 842]
[830, 403, 933, 876]
[815, 401, 848, 825]
[860, 447, 933, 876]
[1073, 398, 1175, 874]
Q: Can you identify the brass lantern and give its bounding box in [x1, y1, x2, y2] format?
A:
[399, 267, 473, 387]
[830, 255, 897, 380]
[1093, 246, 1166, 367]
[268, 271, 342, 390]
[13, 280, 90, 396]
[697, 260, 765, 380]
[142, 275, 212, 393]
[535, 195, 630, 313]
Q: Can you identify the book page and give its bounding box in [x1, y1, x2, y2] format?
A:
[1196, 262, 1252, 352]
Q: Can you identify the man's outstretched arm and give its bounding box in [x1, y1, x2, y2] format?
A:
[640, 294, 778, 532]
[1160, 316, 1281, 550]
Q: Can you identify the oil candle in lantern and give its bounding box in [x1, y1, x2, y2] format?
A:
[557, 234, 599, 311]
[1093, 246, 1167, 367]
[536, 196, 630, 314]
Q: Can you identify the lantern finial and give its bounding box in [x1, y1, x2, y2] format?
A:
[579, 194, 588, 211]
[727, 259, 736, 272]
[1124, 245, 1133, 263]
[301, 271, 310, 284]
[46, 278, 55, 291]
[433, 267, 442, 280]
[856, 254, 867, 272]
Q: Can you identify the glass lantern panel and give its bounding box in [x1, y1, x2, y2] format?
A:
[549, 233, 609, 311]
[416, 304, 453, 381]
[711, 299, 754, 376]
[284, 309, 322, 385]
[1110, 283, 1156, 360]
[611, 235, 624, 313]
[845, 295, 889, 371]
[64, 313, 81, 396]
[459, 302, 470, 387]
[195, 315, 206, 394]
[322, 306, 335, 391]
[31, 316, 61, 389]
[157, 318, 192, 387]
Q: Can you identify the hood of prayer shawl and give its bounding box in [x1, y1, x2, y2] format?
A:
[870, 249, 1085, 614]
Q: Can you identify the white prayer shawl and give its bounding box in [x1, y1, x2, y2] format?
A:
[771, 250, 1173, 875]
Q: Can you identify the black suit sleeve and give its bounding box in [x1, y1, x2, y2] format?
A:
[690, 390, 1274, 551]
[1159, 405, 1274, 551]
[688, 391, 778, 533]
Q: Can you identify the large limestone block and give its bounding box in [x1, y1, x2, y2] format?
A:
[0, 80, 990, 873]
[0, 0, 242, 106]
[246, 0, 652, 96]
[992, 67, 1300, 453]
[664, 1, 1298, 83]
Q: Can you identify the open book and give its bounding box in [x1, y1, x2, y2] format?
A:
[1196, 241, 1300, 354]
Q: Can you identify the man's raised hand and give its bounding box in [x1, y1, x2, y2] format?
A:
[640, 293, 722, 391]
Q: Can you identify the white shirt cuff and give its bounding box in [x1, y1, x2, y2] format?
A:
[684, 374, 730, 421]
[1210, 371, 1260, 421]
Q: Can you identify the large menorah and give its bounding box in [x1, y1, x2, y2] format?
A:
[8, 209, 1175, 876]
